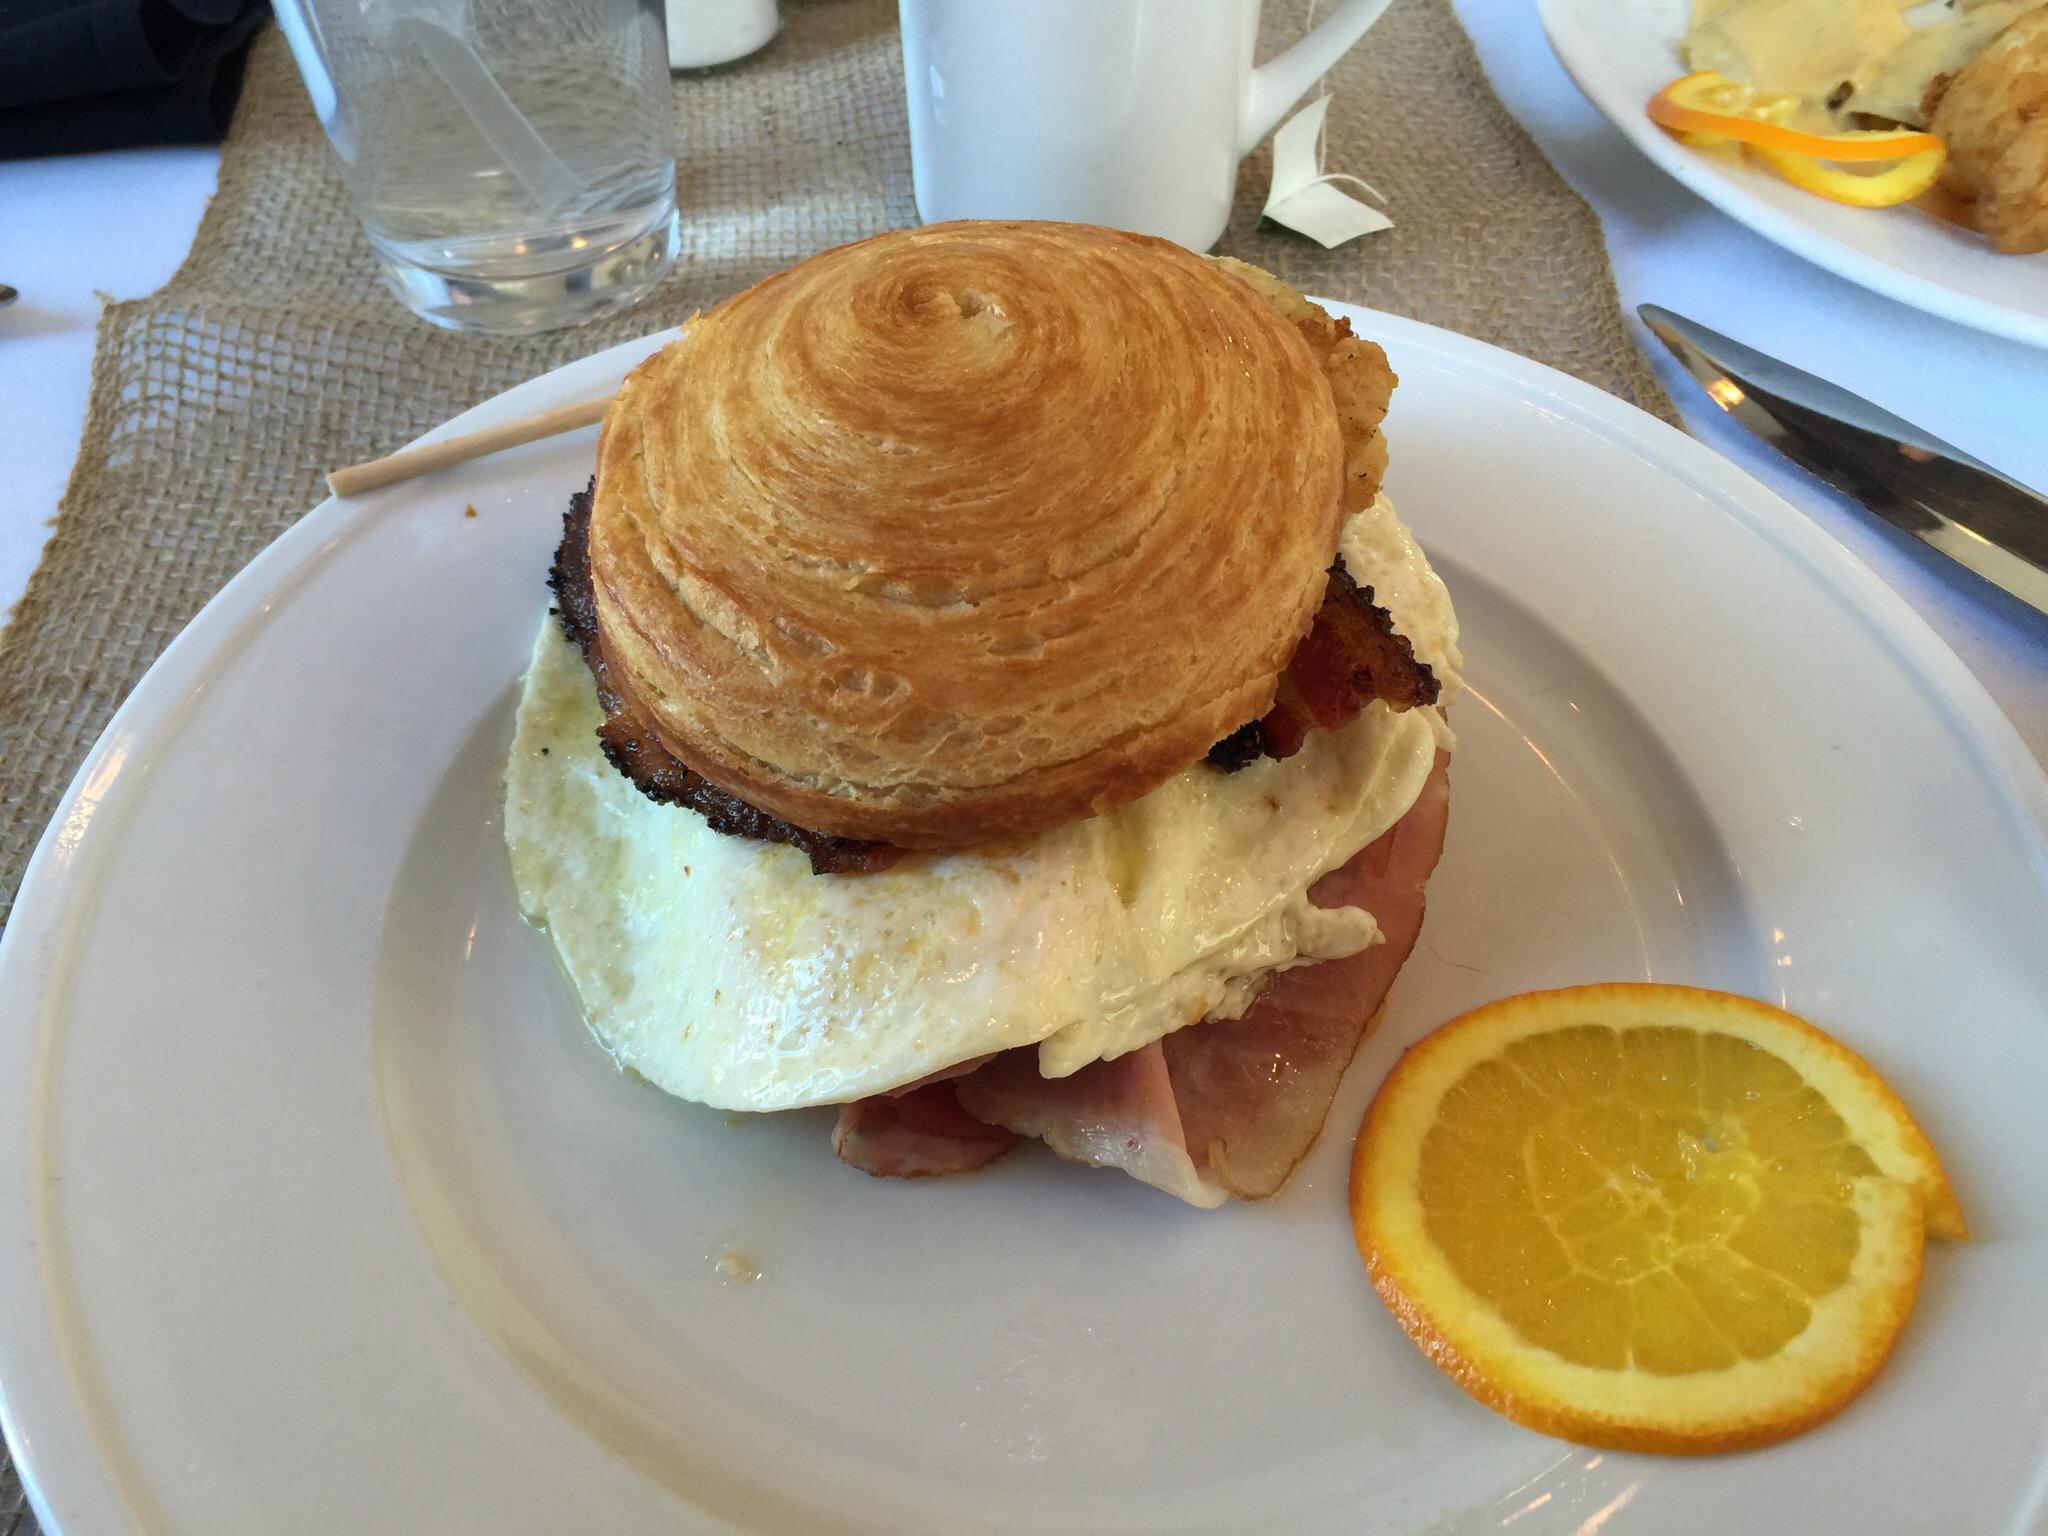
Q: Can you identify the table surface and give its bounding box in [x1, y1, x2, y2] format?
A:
[0, 0, 2043, 773]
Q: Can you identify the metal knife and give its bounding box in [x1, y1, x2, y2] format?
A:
[1640, 304, 2048, 618]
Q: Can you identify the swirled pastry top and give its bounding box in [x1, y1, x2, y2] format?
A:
[588, 221, 1348, 849]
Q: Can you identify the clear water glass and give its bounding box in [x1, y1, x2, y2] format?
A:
[274, 0, 679, 333]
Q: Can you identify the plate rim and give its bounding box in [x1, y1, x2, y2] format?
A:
[1535, 0, 2048, 351]
[1, 307, 2043, 1534]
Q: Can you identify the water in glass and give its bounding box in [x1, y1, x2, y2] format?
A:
[275, 0, 678, 333]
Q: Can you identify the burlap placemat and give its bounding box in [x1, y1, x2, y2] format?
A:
[0, 0, 1665, 1522]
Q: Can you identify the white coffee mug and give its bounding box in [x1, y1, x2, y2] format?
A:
[898, 0, 1392, 252]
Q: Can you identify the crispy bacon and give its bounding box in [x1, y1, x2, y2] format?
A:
[1208, 557, 1437, 770]
[549, 485, 903, 875]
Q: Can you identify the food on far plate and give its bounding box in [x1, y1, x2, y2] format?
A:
[1681, 0, 2037, 131]
[1664, 0, 2048, 238]
[1925, 8, 2048, 252]
[504, 220, 1462, 1208]
[1351, 984, 1967, 1453]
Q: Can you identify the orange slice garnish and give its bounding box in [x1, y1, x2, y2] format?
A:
[1351, 984, 1965, 1454]
[1648, 72, 1948, 208]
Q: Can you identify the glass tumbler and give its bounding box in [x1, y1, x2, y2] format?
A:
[274, 0, 679, 333]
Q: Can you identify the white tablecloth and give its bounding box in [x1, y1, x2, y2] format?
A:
[0, 148, 216, 616]
[0, 2, 2042, 765]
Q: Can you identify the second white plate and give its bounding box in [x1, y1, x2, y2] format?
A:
[1540, 0, 2048, 349]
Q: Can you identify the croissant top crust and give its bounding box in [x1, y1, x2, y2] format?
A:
[588, 221, 1347, 847]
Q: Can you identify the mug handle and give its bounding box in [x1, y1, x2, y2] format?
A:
[1237, 0, 1395, 155]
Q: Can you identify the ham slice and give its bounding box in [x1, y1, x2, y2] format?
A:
[955, 1037, 1224, 1207]
[835, 754, 1450, 1203]
[831, 1082, 1018, 1178]
[1166, 752, 1450, 1198]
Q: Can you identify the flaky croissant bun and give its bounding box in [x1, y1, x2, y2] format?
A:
[588, 221, 1348, 848]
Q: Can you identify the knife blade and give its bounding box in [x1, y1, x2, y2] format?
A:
[1640, 304, 2048, 618]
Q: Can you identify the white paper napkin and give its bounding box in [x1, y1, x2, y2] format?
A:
[1262, 95, 1393, 248]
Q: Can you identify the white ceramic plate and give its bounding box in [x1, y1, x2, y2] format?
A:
[1539, 0, 2048, 349]
[3, 307, 2045, 1535]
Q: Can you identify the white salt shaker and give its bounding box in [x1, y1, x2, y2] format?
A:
[667, 0, 779, 68]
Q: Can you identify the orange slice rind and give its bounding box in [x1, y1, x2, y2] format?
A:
[1351, 984, 1965, 1455]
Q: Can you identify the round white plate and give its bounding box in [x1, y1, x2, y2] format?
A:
[1539, 0, 2048, 349]
[2, 307, 2045, 1535]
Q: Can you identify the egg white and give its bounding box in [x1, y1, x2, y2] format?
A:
[504, 496, 1458, 1112]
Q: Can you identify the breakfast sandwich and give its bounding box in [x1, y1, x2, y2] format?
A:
[504, 221, 1461, 1207]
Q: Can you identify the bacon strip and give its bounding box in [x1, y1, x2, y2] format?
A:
[1209, 558, 1438, 770]
[549, 486, 902, 874]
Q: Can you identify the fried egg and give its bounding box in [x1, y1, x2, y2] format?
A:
[504, 496, 1459, 1112]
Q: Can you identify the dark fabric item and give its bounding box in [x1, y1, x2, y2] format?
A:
[0, 0, 265, 158]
